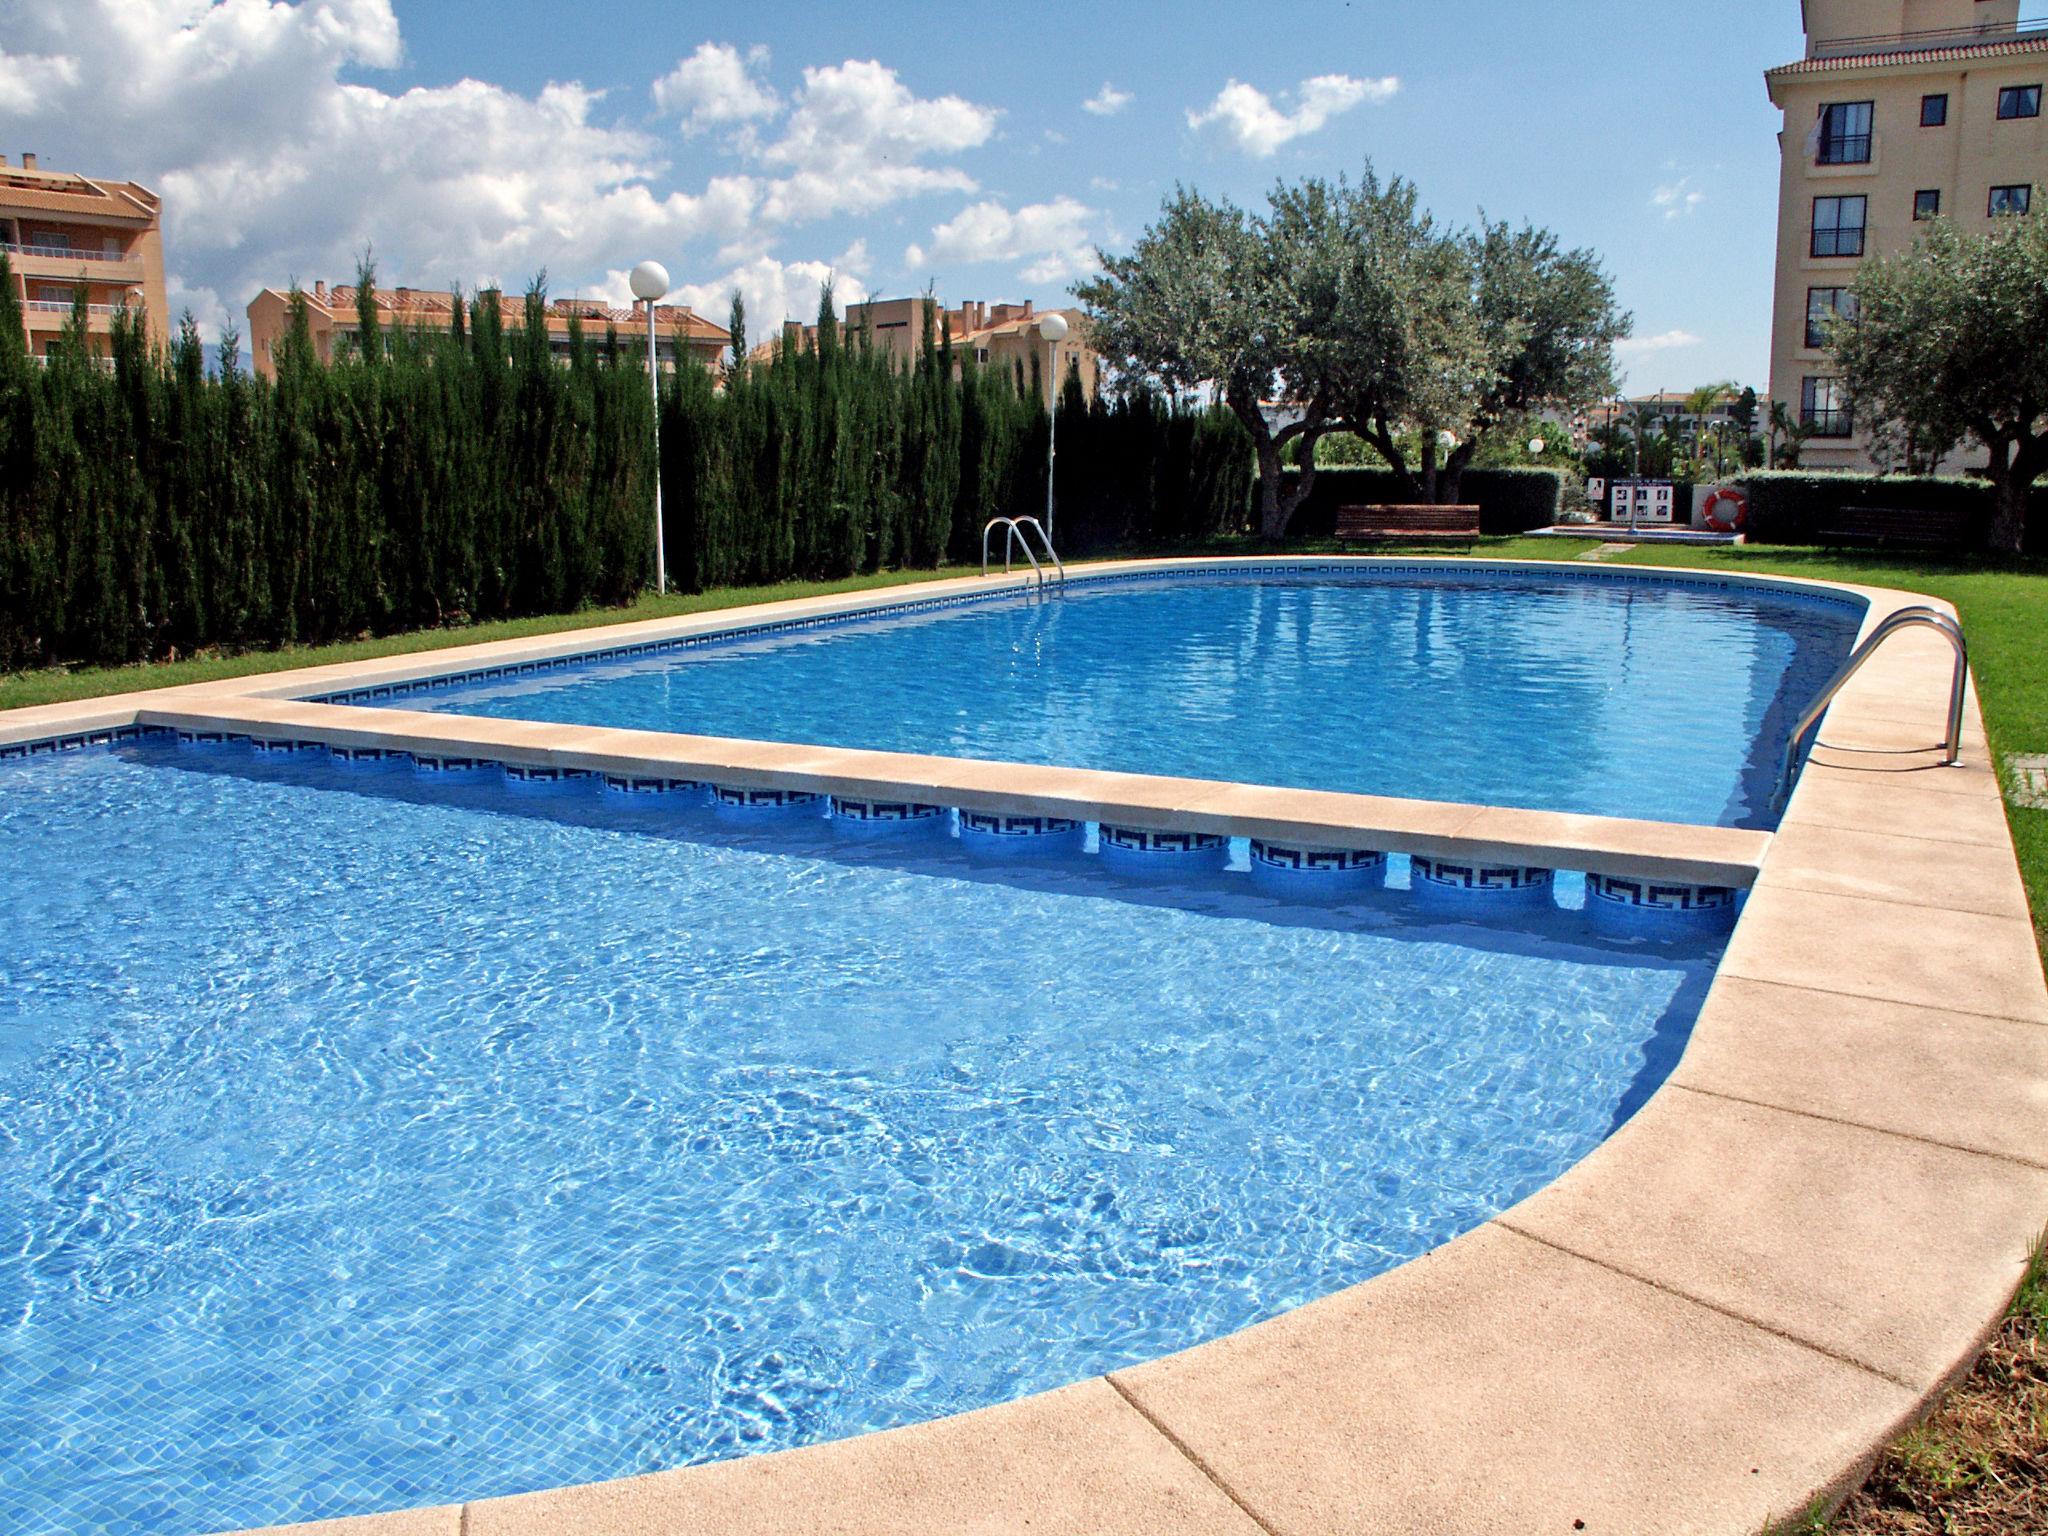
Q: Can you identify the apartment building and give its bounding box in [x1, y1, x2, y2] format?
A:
[1766, 0, 2048, 469]
[766, 295, 1100, 399]
[0, 152, 169, 361]
[245, 281, 731, 379]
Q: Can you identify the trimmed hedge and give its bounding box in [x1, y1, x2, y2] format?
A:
[1735, 470, 2045, 550]
[1278, 467, 1566, 538]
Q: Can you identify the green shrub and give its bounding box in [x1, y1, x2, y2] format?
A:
[1279, 466, 1565, 537]
[1731, 470, 2044, 546]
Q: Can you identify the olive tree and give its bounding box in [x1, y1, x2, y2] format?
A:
[1352, 219, 1627, 504]
[1829, 214, 2048, 553]
[1078, 187, 1347, 539]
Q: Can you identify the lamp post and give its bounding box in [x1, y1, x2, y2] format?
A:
[1038, 311, 1069, 542]
[629, 259, 670, 595]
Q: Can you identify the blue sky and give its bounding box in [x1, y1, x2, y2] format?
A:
[9, 0, 2038, 388]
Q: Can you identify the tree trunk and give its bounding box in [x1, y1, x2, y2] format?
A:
[1253, 438, 1288, 540]
[1988, 473, 2027, 556]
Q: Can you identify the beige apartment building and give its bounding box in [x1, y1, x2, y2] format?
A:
[765, 295, 1099, 399]
[0, 152, 169, 362]
[246, 281, 731, 380]
[1766, 0, 2048, 469]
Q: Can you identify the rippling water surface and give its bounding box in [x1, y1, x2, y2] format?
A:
[0, 745, 1721, 1533]
[392, 571, 1862, 829]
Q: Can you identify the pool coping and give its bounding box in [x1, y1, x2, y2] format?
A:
[3, 556, 2042, 1535]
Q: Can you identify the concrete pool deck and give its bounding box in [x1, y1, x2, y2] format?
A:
[2, 556, 2042, 1535]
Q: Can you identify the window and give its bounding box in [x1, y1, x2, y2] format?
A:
[1801, 376, 1853, 438]
[1991, 183, 2033, 216]
[1817, 100, 1873, 164]
[1914, 189, 1942, 219]
[1805, 287, 1854, 349]
[1922, 93, 1949, 127]
[1812, 195, 1867, 257]
[1998, 85, 2041, 120]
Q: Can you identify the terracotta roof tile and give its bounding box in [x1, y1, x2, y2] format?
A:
[1769, 33, 2048, 75]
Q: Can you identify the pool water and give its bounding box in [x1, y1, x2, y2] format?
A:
[383, 570, 1863, 830]
[0, 744, 1719, 1534]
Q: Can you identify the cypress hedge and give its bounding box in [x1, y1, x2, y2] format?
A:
[0, 270, 1251, 671]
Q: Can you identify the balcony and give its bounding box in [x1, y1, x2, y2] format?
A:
[23, 299, 140, 333]
[1811, 17, 2048, 60]
[4, 240, 146, 282]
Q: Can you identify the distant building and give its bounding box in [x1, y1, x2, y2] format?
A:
[1766, 0, 2048, 469]
[245, 281, 731, 380]
[0, 151, 169, 362]
[760, 295, 1099, 399]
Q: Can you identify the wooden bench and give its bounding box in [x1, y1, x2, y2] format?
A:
[1816, 505, 1976, 552]
[1334, 504, 1482, 541]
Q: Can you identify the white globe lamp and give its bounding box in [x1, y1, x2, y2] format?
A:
[630, 260, 672, 594]
[1528, 436, 1546, 456]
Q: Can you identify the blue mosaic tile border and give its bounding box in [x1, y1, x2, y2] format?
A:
[0, 723, 154, 759]
[299, 562, 1870, 708]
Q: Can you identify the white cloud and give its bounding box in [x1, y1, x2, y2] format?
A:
[1652, 178, 1706, 220]
[652, 42, 778, 132]
[0, 46, 78, 113]
[755, 59, 996, 222]
[1187, 73, 1397, 157]
[1615, 329, 1702, 356]
[906, 196, 1099, 285]
[667, 246, 872, 334]
[1083, 84, 1132, 117]
[1089, 176, 1119, 192]
[0, 4, 991, 341]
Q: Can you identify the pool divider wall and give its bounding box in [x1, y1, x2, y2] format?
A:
[67, 728, 1746, 933]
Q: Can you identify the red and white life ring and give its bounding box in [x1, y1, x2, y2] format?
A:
[1701, 487, 1747, 533]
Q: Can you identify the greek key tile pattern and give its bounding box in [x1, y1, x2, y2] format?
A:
[958, 812, 1081, 837]
[1586, 873, 1737, 911]
[503, 765, 594, 785]
[328, 746, 400, 764]
[1410, 856, 1556, 892]
[829, 797, 946, 823]
[1099, 825, 1228, 855]
[1249, 840, 1387, 873]
[710, 785, 822, 809]
[602, 776, 703, 795]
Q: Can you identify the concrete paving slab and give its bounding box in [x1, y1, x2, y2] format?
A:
[1499, 1087, 2048, 1384]
[1673, 976, 2048, 1168]
[1719, 884, 2048, 1023]
[1114, 1224, 1916, 1536]
[464, 1378, 1264, 1536]
[1763, 821, 2032, 919]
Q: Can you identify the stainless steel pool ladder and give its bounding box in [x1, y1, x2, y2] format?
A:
[1773, 605, 1967, 807]
[981, 516, 1066, 592]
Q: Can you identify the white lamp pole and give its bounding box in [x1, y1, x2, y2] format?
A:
[629, 260, 671, 595]
[1037, 311, 1069, 541]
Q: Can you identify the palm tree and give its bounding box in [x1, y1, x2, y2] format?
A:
[1766, 400, 1808, 468]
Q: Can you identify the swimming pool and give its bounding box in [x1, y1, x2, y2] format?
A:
[362, 568, 1863, 830]
[0, 740, 1719, 1535]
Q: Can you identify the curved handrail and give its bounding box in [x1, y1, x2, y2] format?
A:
[1775, 607, 1967, 805]
[981, 517, 1046, 590]
[1008, 515, 1066, 585]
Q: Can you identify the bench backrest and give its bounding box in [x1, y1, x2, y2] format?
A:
[1335, 504, 1482, 532]
[1827, 505, 1973, 534]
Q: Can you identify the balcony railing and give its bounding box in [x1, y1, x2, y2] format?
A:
[1812, 17, 2048, 59]
[3, 240, 130, 263]
[25, 299, 135, 316]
